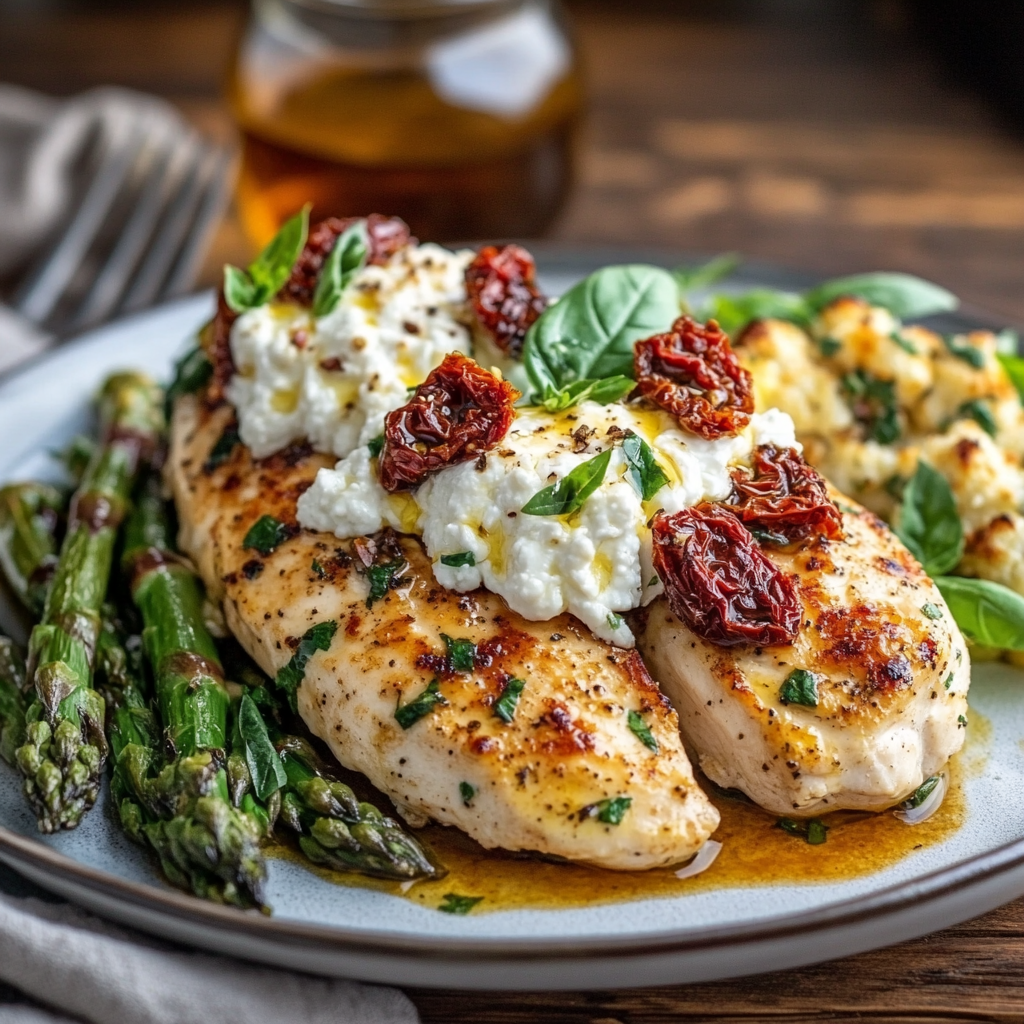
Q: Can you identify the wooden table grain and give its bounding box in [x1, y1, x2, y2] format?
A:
[1, 2, 1022, 1020]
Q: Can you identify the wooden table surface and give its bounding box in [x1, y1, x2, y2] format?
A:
[2, 1, 1023, 1020]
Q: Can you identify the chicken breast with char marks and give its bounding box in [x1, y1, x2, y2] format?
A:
[168, 395, 720, 870]
[635, 497, 970, 816]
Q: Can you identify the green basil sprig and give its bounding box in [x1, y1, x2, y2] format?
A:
[622, 433, 670, 502]
[537, 375, 635, 412]
[895, 461, 964, 576]
[237, 693, 287, 801]
[243, 514, 295, 556]
[224, 205, 310, 313]
[521, 447, 613, 516]
[313, 220, 369, 318]
[702, 290, 812, 337]
[933, 576, 1024, 650]
[779, 669, 818, 708]
[672, 253, 739, 292]
[522, 265, 680, 394]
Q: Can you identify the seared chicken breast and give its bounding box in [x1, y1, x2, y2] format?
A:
[168, 395, 720, 870]
[635, 497, 970, 815]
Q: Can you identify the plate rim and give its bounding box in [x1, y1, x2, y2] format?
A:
[1, 254, 1022, 977]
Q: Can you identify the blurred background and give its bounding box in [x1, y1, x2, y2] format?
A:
[2, 0, 1024, 326]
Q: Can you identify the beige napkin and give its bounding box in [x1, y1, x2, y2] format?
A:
[0, 892, 419, 1024]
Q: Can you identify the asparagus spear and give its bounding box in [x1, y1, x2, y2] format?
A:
[0, 483, 63, 615]
[0, 638, 27, 768]
[16, 372, 163, 832]
[121, 474, 267, 909]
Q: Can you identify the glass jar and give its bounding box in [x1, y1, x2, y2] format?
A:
[228, 0, 584, 246]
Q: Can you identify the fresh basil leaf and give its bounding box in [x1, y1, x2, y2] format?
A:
[779, 669, 818, 707]
[997, 351, 1024, 403]
[749, 526, 790, 547]
[701, 290, 811, 337]
[166, 344, 212, 412]
[954, 398, 997, 438]
[248, 205, 310, 299]
[313, 220, 369, 318]
[243, 514, 294, 556]
[921, 602, 943, 620]
[538, 375, 635, 412]
[934, 575, 1024, 650]
[439, 893, 484, 914]
[493, 677, 525, 723]
[582, 796, 632, 825]
[523, 265, 680, 393]
[622, 433, 670, 502]
[673, 253, 739, 293]
[804, 272, 958, 320]
[459, 781, 476, 806]
[521, 447, 612, 516]
[895, 461, 963, 576]
[777, 817, 829, 844]
[223, 265, 258, 313]
[890, 331, 918, 355]
[204, 423, 240, 471]
[238, 694, 287, 801]
[627, 709, 658, 752]
[440, 551, 475, 568]
[818, 336, 842, 357]
[442, 634, 476, 673]
[367, 434, 385, 458]
[943, 334, 986, 369]
[276, 620, 338, 711]
[841, 369, 901, 444]
[904, 775, 941, 809]
[395, 679, 447, 729]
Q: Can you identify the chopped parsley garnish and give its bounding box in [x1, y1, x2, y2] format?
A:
[890, 331, 918, 354]
[818, 336, 842, 357]
[395, 679, 447, 730]
[364, 557, 407, 608]
[627, 710, 658, 752]
[777, 817, 829, 845]
[921, 602, 943, 620]
[521, 447, 612, 517]
[275, 620, 338, 711]
[607, 612, 624, 631]
[779, 668, 818, 708]
[438, 893, 484, 915]
[943, 334, 986, 369]
[493, 677, 525, 723]
[958, 714, 968, 727]
[649, 575, 659, 588]
[955, 398, 997, 438]
[583, 796, 632, 825]
[459, 782, 476, 806]
[440, 551, 475, 568]
[904, 775, 941, 809]
[243, 514, 294, 556]
[749, 526, 790, 547]
[944, 672, 954, 690]
[442, 634, 476, 673]
[311, 558, 326, 579]
[204, 423, 240, 471]
[622, 433, 670, 502]
[367, 434, 385, 458]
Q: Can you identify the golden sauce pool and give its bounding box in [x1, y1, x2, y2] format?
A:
[271, 716, 986, 914]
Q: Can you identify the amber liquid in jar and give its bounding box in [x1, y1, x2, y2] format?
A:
[229, 0, 584, 246]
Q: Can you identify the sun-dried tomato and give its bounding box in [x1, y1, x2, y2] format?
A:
[651, 505, 801, 647]
[729, 444, 844, 542]
[280, 214, 413, 305]
[379, 353, 520, 492]
[465, 244, 547, 358]
[634, 317, 754, 439]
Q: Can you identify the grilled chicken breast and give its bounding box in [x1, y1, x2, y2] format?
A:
[635, 498, 970, 815]
[168, 395, 720, 869]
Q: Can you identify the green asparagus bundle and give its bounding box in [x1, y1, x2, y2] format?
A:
[220, 649, 439, 882]
[0, 483, 63, 616]
[119, 474, 267, 909]
[0, 638, 27, 768]
[16, 372, 163, 832]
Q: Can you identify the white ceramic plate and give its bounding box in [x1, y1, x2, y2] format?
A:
[0, 254, 1023, 991]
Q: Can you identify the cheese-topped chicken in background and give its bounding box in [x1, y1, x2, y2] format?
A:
[178, 212, 973, 863]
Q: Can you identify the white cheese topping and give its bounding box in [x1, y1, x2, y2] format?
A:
[226, 243, 474, 460]
[297, 401, 798, 646]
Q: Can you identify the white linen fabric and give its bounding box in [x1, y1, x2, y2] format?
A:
[0, 892, 419, 1024]
[0, 85, 192, 371]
